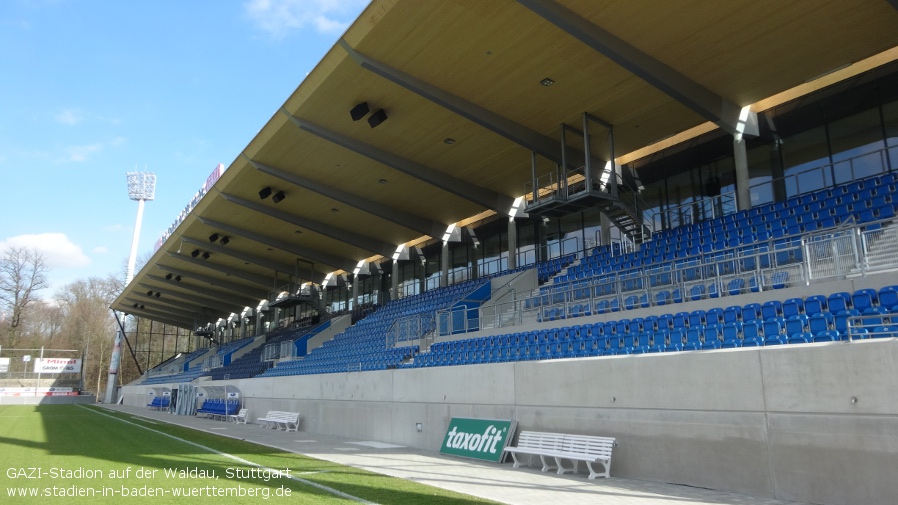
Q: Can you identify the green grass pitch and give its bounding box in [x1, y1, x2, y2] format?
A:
[0, 405, 499, 504]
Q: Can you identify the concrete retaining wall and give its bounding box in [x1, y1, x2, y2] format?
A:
[121, 338, 898, 505]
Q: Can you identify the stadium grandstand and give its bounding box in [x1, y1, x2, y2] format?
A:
[112, 2, 898, 504]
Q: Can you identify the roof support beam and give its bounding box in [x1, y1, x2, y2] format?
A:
[339, 40, 564, 164]
[199, 217, 357, 272]
[219, 193, 396, 258]
[125, 293, 211, 315]
[180, 236, 297, 278]
[165, 251, 274, 289]
[123, 308, 193, 328]
[145, 275, 258, 311]
[279, 109, 514, 213]
[137, 282, 247, 314]
[154, 264, 269, 301]
[123, 298, 202, 320]
[244, 155, 444, 238]
[518, 0, 758, 137]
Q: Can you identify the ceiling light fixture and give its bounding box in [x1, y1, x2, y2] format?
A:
[443, 138, 456, 144]
[378, 178, 388, 185]
[540, 77, 555, 86]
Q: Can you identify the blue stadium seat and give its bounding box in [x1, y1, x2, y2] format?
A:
[878, 285, 898, 311]
[688, 310, 706, 327]
[761, 301, 783, 320]
[835, 309, 861, 339]
[762, 317, 787, 345]
[812, 330, 840, 342]
[804, 295, 828, 316]
[723, 305, 742, 324]
[851, 289, 878, 312]
[785, 314, 809, 337]
[827, 292, 852, 313]
[742, 303, 762, 322]
[787, 332, 812, 344]
[808, 312, 833, 335]
[662, 328, 684, 352]
[701, 324, 722, 350]
[782, 298, 804, 318]
[683, 326, 703, 351]
[871, 325, 898, 339]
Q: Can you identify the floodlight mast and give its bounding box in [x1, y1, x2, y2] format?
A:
[104, 172, 156, 404]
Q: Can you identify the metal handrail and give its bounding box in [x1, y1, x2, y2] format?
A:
[437, 217, 898, 336]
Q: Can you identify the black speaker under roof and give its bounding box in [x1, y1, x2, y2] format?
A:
[350, 101, 369, 121]
[368, 108, 388, 128]
[258, 186, 272, 199]
[272, 191, 286, 204]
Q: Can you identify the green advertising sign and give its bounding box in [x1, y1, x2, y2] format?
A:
[440, 417, 517, 463]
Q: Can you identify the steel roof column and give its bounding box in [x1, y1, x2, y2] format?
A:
[600, 213, 612, 246]
[391, 261, 399, 302]
[508, 218, 518, 270]
[734, 133, 751, 211]
[441, 242, 450, 288]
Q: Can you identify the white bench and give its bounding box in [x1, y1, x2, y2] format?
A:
[257, 410, 300, 431]
[229, 408, 248, 424]
[503, 430, 616, 479]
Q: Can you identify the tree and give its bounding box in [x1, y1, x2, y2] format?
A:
[0, 247, 49, 348]
[56, 275, 122, 394]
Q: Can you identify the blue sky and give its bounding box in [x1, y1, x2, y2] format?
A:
[0, 0, 369, 296]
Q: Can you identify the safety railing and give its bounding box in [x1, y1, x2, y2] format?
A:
[386, 313, 432, 349]
[437, 217, 898, 336]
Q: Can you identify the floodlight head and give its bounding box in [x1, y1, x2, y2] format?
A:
[126, 172, 156, 201]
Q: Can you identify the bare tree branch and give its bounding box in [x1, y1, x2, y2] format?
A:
[0, 247, 49, 346]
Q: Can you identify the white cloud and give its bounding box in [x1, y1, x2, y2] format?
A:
[244, 0, 368, 38]
[0, 233, 91, 269]
[92, 246, 109, 254]
[55, 108, 84, 126]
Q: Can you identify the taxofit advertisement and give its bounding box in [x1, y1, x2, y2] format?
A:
[439, 417, 517, 463]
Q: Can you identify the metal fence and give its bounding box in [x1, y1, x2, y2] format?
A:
[437, 218, 898, 336]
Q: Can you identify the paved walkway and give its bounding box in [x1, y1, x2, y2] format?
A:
[100, 405, 806, 505]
